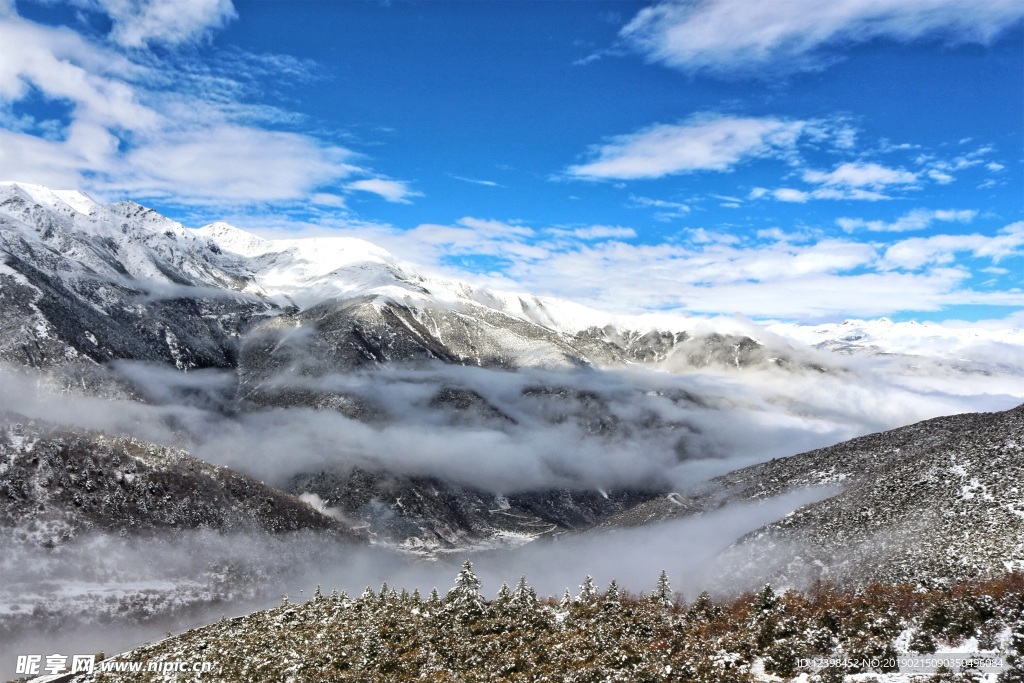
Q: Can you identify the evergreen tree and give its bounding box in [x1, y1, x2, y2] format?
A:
[577, 575, 598, 604]
[358, 627, 385, 671]
[653, 570, 673, 608]
[445, 560, 485, 622]
[511, 576, 537, 611]
[752, 583, 780, 616]
[688, 590, 721, 622]
[605, 579, 621, 606]
[559, 588, 572, 610]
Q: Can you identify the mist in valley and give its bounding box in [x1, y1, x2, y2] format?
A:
[1, 344, 1022, 678]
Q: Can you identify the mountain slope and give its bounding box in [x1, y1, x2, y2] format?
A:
[721, 403, 1024, 586]
[602, 404, 1024, 586]
[0, 413, 358, 545]
[0, 182, 277, 372]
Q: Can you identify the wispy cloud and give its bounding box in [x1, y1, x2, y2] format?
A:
[802, 161, 918, 190]
[0, 3, 397, 209]
[838, 208, 978, 233]
[81, 0, 238, 48]
[346, 178, 422, 204]
[451, 175, 503, 188]
[565, 114, 806, 180]
[629, 194, 690, 220]
[620, 0, 1024, 76]
[566, 225, 637, 240]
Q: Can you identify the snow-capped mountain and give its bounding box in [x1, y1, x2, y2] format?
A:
[769, 317, 1024, 368]
[0, 181, 791, 378]
[0, 182, 276, 373]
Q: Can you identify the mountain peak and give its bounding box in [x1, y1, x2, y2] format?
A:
[195, 221, 269, 256]
[0, 181, 100, 217]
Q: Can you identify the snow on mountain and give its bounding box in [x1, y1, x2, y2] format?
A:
[0, 182, 277, 371]
[769, 317, 1024, 366]
[600, 402, 1024, 587]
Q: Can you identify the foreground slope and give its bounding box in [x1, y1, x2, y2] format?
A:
[50, 570, 1024, 683]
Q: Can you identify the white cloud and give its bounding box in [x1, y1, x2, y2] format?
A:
[570, 225, 637, 240]
[566, 114, 806, 180]
[927, 169, 955, 184]
[837, 208, 977, 233]
[687, 228, 739, 245]
[346, 178, 422, 204]
[772, 188, 810, 203]
[220, 207, 1024, 322]
[0, 6, 378, 208]
[629, 194, 690, 220]
[883, 222, 1024, 270]
[93, 0, 238, 48]
[451, 175, 503, 187]
[123, 126, 358, 202]
[620, 0, 1024, 75]
[803, 162, 918, 189]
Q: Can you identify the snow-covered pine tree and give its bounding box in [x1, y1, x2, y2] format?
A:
[653, 570, 673, 608]
[577, 575, 598, 604]
[604, 579, 621, 607]
[511, 576, 537, 611]
[445, 560, 485, 623]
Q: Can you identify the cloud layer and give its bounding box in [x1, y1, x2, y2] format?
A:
[621, 0, 1024, 75]
[0, 3, 406, 209]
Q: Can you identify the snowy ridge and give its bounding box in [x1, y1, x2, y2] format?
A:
[6, 181, 1020, 362]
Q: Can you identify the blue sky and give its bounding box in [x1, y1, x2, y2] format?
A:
[1, 0, 1022, 323]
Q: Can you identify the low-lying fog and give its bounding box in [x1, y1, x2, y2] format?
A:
[1, 347, 1022, 676]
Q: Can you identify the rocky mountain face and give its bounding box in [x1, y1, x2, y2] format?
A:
[286, 467, 653, 554]
[0, 184, 277, 375]
[602, 403, 1024, 587]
